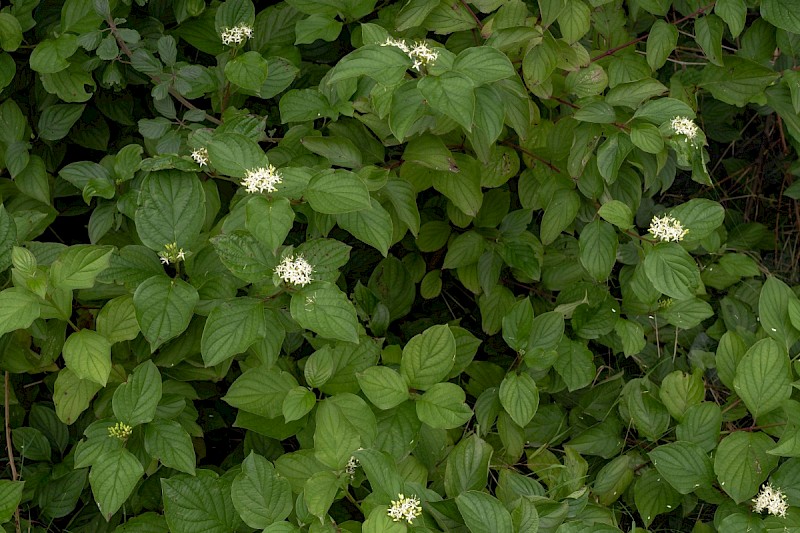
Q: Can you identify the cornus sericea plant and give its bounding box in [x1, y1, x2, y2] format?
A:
[648, 214, 689, 242]
[387, 494, 422, 524]
[158, 242, 186, 265]
[241, 165, 282, 193]
[752, 483, 789, 518]
[190, 147, 209, 167]
[220, 23, 253, 46]
[3, 0, 800, 531]
[274, 254, 314, 287]
[381, 37, 438, 71]
[670, 116, 700, 141]
[107, 422, 133, 440]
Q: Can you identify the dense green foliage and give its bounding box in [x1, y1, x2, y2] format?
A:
[1, 0, 800, 531]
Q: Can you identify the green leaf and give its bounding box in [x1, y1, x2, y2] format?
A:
[553, 338, 595, 392]
[281, 387, 315, 422]
[0, 480, 24, 524]
[133, 276, 198, 352]
[279, 89, 336, 122]
[327, 45, 410, 85]
[646, 20, 678, 71]
[50, 245, 114, 290]
[715, 0, 746, 37]
[455, 491, 514, 533]
[295, 14, 342, 44]
[733, 338, 791, 419]
[225, 51, 269, 92]
[0, 288, 40, 337]
[714, 431, 778, 503]
[499, 373, 539, 427]
[289, 282, 360, 343]
[418, 71, 475, 132]
[649, 441, 713, 494]
[12, 427, 50, 462]
[579, 219, 617, 282]
[162, 473, 243, 533]
[29, 35, 78, 74]
[223, 367, 298, 419]
[215, 0, 255, 32]
[572, 101, 616, 123]
[144, 419, 196, 475]
[598, 200, 633, 230]
[54, 368, 101, 425]
[135, 170, 206, 252]
[337, 198, 393, 256]
[0, 206, 16, 273]
[303, 471, 339, 521]
[759, 277, 800, 350]
[634, 468, 680, 527]
[357, 366, 409, 410]
[643, 243, 700, 299]
[700, 57, 780, 107]
[96, 295, 140, 344]
[201, 298, 265, 366]
[0, 13, 22, 52]
[231, 452, 292, 529]
[113, 361, 162, 427]
[452, 46, 516, 85]
[302, 136, 362, 168]
[659, 370, 705, 422]
[761, 0, 800, 34]
[630, 122, 664, 154]
[305, 169, 371, 214]
[207, 133, 267, 177]
[670, 199, 725, 242]
[90, 448, 144, 520]
[211, 231, 276, 284]
[540, 189, 580, 245]
[63, 329, 112, 387]
[444, 434, 493, 498]
[400, 324, 456, 390]
[246, 196, 294, 253]
[416, 382, 473, 429]
[694, 15, 724, 66]
[37, 104, 84, 141]
[557, 0, 590, 43]
[314, 394, 376, 468]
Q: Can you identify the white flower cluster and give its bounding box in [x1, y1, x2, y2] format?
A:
[275, 254, 314, 287]
[159, 242, 186, 265]
[381, 37, 438, 71]
[220, 23, 253, 46]
[670, 116, 699, 141]
[241, 165, 282, 194]
[387, 493, 422, 524]
[752, 483, 789, 518]
[345, 456, 359, 479]
[649, 214, 688, 242]
[191, 147, 209, 167]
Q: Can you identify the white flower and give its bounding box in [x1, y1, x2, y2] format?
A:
[670, 116, 699, 141]
[381, 37, 438, 71]
[387, 494, 422, 524]
[648, 214, 688, 242]
[345, 456, 359, 479]
[753, 483, 789, 518]
[159, 242, 186, 265]
[191, 147, 209, 167]
[221, 23, 253, 46]
[275, 254, 313, 287]
[241, 165, 282, 194]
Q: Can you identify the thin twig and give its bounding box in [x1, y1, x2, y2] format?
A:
[106, 16, 223, 126]
[459, 0, 483, 30]
[4, 372, 21, 533]
[590, 2, 716, 63]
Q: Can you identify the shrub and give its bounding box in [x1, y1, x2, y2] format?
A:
[1, 0, 800, 531]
